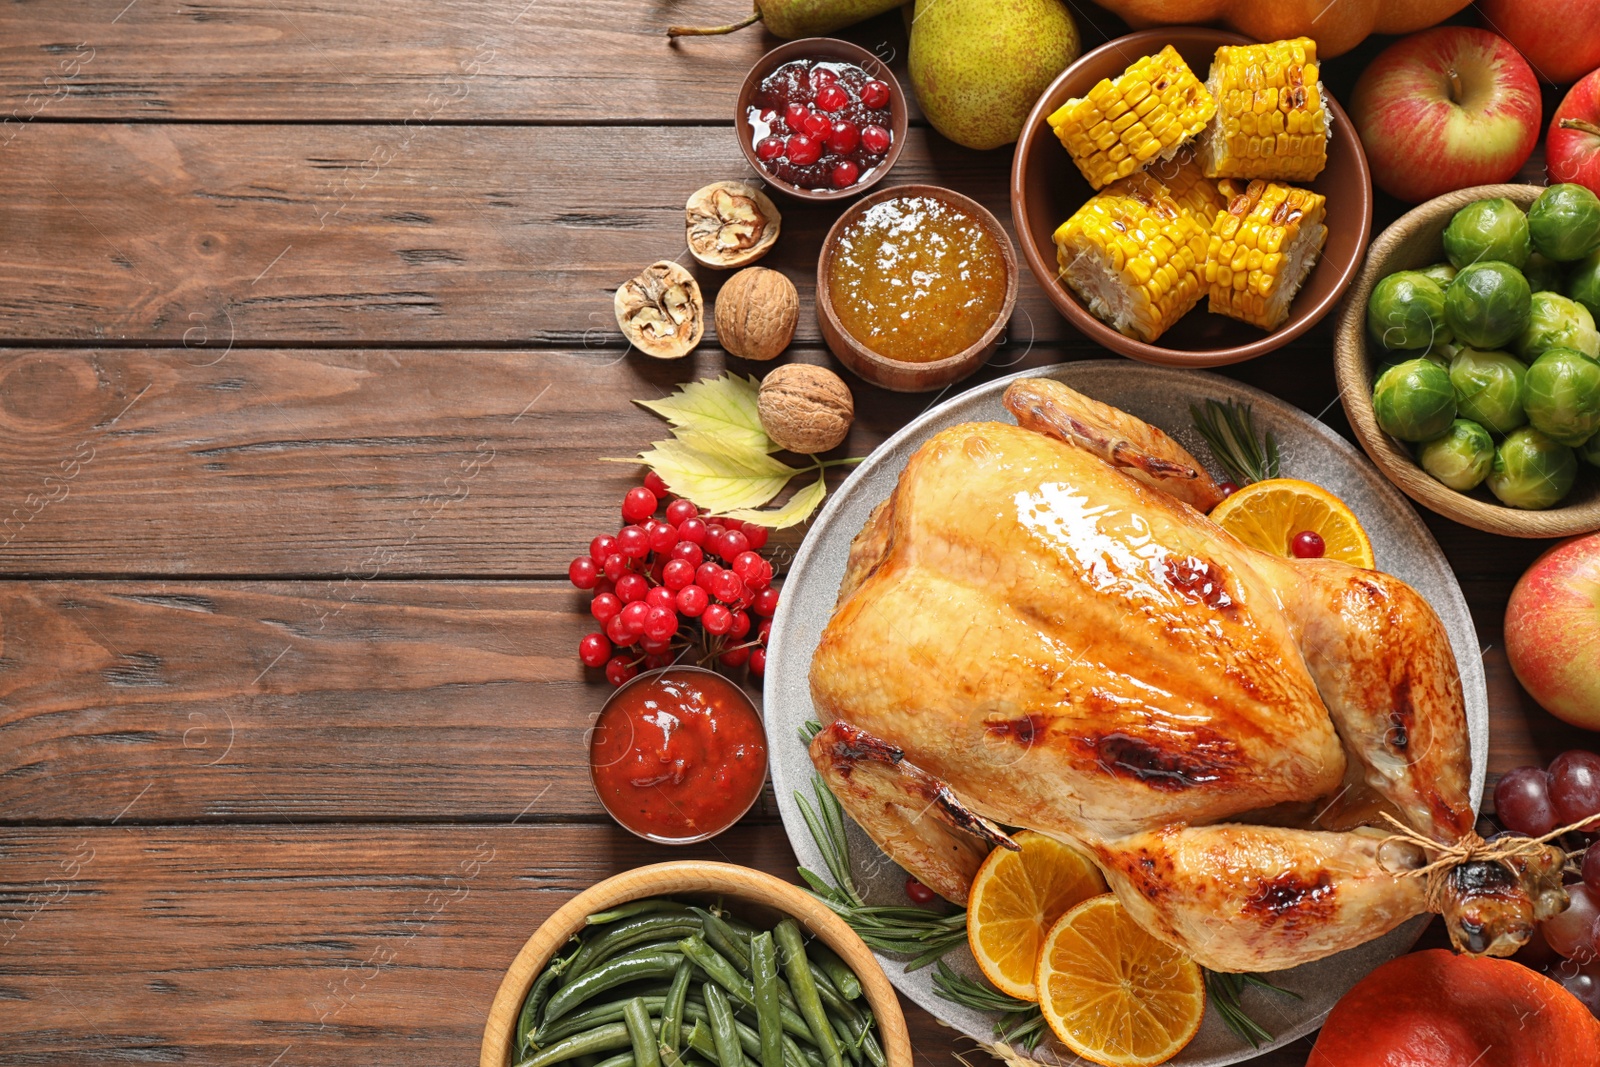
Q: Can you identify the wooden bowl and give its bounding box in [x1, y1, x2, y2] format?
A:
[1010, 27, 1373, 368]
[817, 184, 1018, 392]
[480, 862, 912, 1067]
[1334, 183, 1600, 538]
[736, 38, 908, 203]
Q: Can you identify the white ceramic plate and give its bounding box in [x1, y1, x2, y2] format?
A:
[763, 361, 1488, 1066]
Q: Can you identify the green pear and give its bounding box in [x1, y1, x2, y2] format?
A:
[908, 0, 1079, 151]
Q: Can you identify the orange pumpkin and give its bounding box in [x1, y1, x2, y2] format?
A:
[1309, 949, 1600, 1066]
[1104, 0, 1473, 57]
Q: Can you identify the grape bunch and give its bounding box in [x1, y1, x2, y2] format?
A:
[1492, 749, 1600, 1017]
[568, 471, 781, 687]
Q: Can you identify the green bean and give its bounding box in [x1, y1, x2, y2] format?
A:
[774, 921, 844, 1067]
[519, 961, 566, 1051]
[704, 983, 745, 1067]
[859, 1030, 884, 1067]
[749, 932, 784, 1067]
[624, 998, 662, 1067]
[677, 936, 817, 1045]
[586, 900, 695, 925]
[661, 958, 693, 1055]
[515, 1022, 633, 1067]
[594, 1055, 636, 1067]
[535, 993, 672, 1047]
[804, 943, 861, 1002]
[569, 915, 705, 979]
[694, 909, 752, 974]
[684, 998, 808, 1067]
[829, 1018, 861, 1067]
[543, 952, 685, 1025]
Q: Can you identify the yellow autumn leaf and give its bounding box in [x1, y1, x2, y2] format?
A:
[719, 471, 827, 530]
[613, 432, 800, 513]
[635, 373, 772, 453]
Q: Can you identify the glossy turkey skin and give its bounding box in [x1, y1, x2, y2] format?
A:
[808, 383, 1480, 972]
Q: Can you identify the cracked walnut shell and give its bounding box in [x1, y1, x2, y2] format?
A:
[715, 267, 797, 362]
[685, 181, 781, 269]
[614, 260, 703, 359]
[758, 363, 854, 454]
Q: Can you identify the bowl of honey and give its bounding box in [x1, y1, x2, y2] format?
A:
[817, 184, 1017, 393]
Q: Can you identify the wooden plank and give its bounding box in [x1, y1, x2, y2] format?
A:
[0, 578, 1580, 824]
[0, 823, 1312, 1065]
[0, 124, 1060, 346]
[0, 1, 927, 124]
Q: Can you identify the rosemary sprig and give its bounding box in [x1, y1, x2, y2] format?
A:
[1190, 398, 1280, 486]
[1203, 969, 1300, 1049]
[932, 962, 1048, 1051]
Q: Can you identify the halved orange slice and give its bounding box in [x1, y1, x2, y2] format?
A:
[1208, 477, 1375, 568]
[1035, 894, 1205, 1067]
[965, 830, 1105, 1002]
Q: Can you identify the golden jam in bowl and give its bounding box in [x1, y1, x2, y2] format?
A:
[826, 194, 1009, 364]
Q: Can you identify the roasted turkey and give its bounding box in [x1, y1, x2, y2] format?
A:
[807, 378, 1566, 973]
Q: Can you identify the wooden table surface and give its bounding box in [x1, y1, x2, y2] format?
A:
[1, 3, 1592, 1064]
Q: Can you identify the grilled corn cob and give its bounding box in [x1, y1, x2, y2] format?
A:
[1106, 150, 1225, 228]
[1048, 45, 1217, 190]
[1198, 38, 1329, 182]
[1054, 182, 1209, 343]
[1203, 179, 1328, 331]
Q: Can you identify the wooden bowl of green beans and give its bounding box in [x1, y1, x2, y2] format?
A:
[481, 861, 912, 1067]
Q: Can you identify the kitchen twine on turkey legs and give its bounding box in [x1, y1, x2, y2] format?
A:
[1378, 811, 1591, 913]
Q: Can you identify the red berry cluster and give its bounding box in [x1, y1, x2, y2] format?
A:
[1491, 748, 1600, 1016]
[569, 470, 781, 687]
[748, 60, 893, 191]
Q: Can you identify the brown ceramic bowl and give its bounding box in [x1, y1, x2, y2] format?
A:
[480, 862, 912, 1067]
[1335, 183, 1600, 538]
[817, 184, 1018, 392]
[736, 38, 908, 203]
[1011, 27, 1373, 367]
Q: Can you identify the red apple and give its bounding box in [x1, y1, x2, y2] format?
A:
[1506, 532, 1600, 731]
[1479, 0, 1600, 85]
[1549, 67, 1600, 195]
[1351, 27, 1541, 204]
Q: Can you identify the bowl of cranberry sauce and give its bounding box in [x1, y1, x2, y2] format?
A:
[737, 38, 908, 201]
[589, 666, 768, 845]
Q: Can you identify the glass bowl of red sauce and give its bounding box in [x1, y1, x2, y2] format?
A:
[589, 666, 768, 844]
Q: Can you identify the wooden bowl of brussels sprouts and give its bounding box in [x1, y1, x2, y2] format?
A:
[1335, 183, 1600, 538]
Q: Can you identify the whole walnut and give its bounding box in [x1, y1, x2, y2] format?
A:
[758, 364, 854, 454]
[715, 267, 797, 362]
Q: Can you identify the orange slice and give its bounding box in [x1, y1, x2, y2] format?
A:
[966, 830, 1106, 1002]
[1207, 477, 1375, 568]
[1035, 894, 1205, 1067]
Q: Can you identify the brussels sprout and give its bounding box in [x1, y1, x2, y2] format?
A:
[1373, 358, 1456, 442]
[1583, 433, 1600, 469]
[1417, 419, 1495, 491]
[1418, 262, 1458, 288]
[1367, 271, 1450, 351]
[1448, 348, 1528, 433]
[1524, 346, 1600, 446]
[1572, 250, 1600, 319]
[1445, 261, 1532, 349]
[1486, 426, 1578, 509]
[1443, 197, 1531, 269]
[1518, 291, 1600, 361]
[1525, 253, 1566, 294]
[1528, 183, 1600, 262]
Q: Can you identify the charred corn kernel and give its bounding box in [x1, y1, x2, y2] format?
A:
[1053, 183, 1209, 343]
[1106, 150, 1225, 228]
[1198, 38, 1329, 182]
[1048, 46, 1217, 190]
[1203, 179, 1328, 331]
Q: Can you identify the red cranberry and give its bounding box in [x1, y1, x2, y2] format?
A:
[784, 102, 809, 130]
[815, 84, 849, 112]
[756, 137, 785, 161]
[1291, 530, 1326, 559]
[860, 124, 891, 155]
[786, 134, 821, 166]
[826, 120, 859, 154]
[860, 80, 891, 109]
[830, 160, 860, 189]
[800, 110, 831, 139]
[810, 67, 838, 92]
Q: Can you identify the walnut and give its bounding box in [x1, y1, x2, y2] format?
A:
[614, 260, 703, 359]
[715, 267, 797, 362]
[758, 364, 854, 454]
[685, 181, 781, 269]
